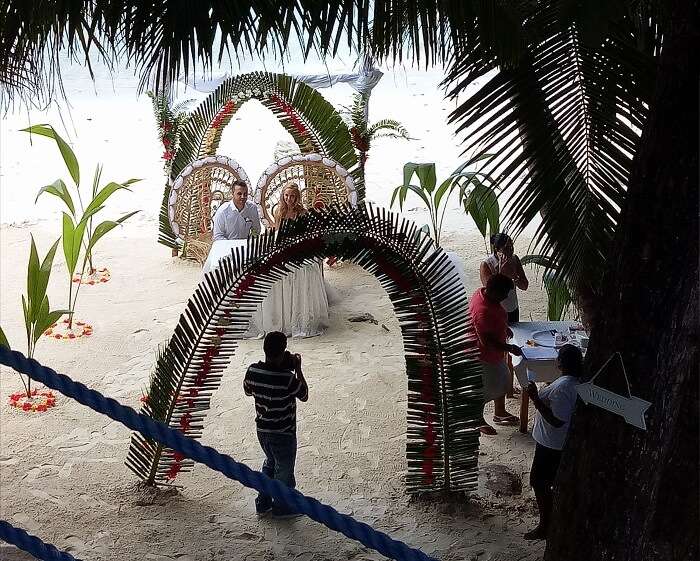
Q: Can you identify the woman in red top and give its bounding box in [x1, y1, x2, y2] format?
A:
[469, 274, 523, 435]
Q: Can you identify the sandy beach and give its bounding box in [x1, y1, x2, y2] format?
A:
[1, 59, 551, 561]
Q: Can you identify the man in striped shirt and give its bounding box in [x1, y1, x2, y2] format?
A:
[244, 331, 308, 517]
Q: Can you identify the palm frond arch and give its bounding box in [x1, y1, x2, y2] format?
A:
[159, 72, 363, 249]
[128, 204, 483, 494]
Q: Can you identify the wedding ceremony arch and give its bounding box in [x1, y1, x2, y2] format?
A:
[157, 72, 362, 251]
[127, 205, 483, 494]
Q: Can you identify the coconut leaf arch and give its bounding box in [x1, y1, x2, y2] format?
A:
[159, 72, 363, 249]
[128, 204, 483, 493]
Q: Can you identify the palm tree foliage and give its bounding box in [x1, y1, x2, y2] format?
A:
[345, 92, 411, 164]
[1, 1, 660, 316]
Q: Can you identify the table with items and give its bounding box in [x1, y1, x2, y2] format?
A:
[509, 321, 589, 433]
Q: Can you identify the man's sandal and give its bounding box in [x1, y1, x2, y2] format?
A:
[479, 424, 498, 436]
[493, 414, 520, 426]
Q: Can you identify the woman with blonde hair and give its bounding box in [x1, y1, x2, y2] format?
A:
[273, 183, 306, 228]
[247, 181, 330, 338]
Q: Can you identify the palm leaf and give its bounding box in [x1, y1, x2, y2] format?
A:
[85, 211, 140, 258]
[21, 124, 80, 186]
[367, 119, 411, 140]
[84, 180, 139, 217]
[543, 270, 573, 321]
[35, 179, 76, 217]
[445, 3, 657, 306]
[0, 325, 9, 349]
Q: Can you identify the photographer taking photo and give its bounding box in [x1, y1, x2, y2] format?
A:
[243, 331, 308, 518]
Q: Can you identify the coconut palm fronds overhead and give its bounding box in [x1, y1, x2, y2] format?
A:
[0, 0, 370, 106]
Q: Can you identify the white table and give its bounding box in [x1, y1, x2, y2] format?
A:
[508, 320, 581, 432]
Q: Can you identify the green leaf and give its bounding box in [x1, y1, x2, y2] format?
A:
[367, 119, 411, 140]
[543, 271, 572, 320]
[390, 185, 403, 209]
[62, 213, 81, 275]
[415, 163, 437, 193]
[465, 179, 500, 239]
[91, 164, 103, 199]
[21, 124, 80, 186]
[21, 295, 31, 345]
[84, 181, 140, 218]
[34, 305, 69, 345]
[27, 236, 40, 319]
[85, 211, 140, 256]
[0, 325, 9, 349]
[36, 237, 61, 320]
[35, 179, 76, 216]
[433, 175, 458, 213]
[521, 254, 559, 269]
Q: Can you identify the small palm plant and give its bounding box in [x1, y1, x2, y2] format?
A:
[22, 124, 140, 328]
[520, 254, 574, 321]
[347, 92, 411, 174]
[0, 236, 67, 397]
[391, 155, 499, 248]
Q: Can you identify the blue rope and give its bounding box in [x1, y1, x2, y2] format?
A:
[0, 520, 80, 561]
[0, 348, 438, 561]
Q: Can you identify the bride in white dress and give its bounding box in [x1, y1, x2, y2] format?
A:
[246, 183, 330, 338]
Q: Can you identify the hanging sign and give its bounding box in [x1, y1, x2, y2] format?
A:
[576, 352, 651, 430]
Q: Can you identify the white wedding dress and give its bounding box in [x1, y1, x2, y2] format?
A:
[245, 260, 330, 338]
[202, 240, 331, 339]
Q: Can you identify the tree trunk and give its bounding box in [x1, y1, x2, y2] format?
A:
[545, 1, 699, 560]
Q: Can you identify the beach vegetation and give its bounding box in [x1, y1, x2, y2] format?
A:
[345, 92, 411, 173]
[391, 154, 498, 248]
[0, 236, 67, 398]
[22, 124, 140, 327]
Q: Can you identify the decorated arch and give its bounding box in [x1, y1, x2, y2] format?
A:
[128, 205, 484, 493]
[157, 72, 362, 250]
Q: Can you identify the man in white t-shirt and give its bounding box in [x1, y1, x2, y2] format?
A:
[212, 181, 261, 241]
[525, 344, 583, 541]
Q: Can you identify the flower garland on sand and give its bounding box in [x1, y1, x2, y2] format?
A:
[44, 318, 93, 340]
[9, 389, 56, 412]
[72, 267, 111, 285]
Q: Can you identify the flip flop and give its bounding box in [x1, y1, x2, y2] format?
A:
[479, 424, 498, 436]
[493, 414, 520, 426]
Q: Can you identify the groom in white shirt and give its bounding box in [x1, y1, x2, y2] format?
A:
[212, 181, 262, 241]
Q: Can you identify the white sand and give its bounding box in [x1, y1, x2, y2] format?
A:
[1, 58, 550, 560]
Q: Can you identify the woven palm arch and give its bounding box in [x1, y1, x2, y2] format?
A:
[159, 72, 362, 251]
[254, 153, 358, 228]
[168, 155, 252, 263]
[127, 204, 483, 493]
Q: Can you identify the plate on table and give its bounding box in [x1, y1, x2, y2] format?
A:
[530, 329, 574, 348]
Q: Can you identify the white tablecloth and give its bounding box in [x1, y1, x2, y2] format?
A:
[509, 321, 578, 387]
[202, 240, 248, 275]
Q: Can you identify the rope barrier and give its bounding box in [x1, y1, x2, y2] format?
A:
[0, 520, 80, 561]
[0, 347, 438, 561]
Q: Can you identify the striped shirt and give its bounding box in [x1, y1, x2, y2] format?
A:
[243, 361, 308, 434]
